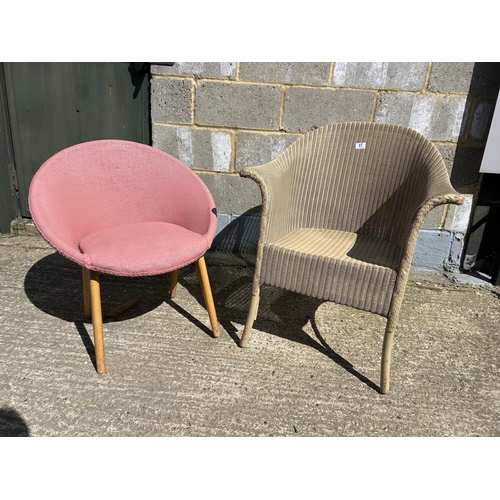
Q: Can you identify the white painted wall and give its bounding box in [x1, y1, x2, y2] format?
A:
[479, 90, 500, 174]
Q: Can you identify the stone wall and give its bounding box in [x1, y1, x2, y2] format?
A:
[150, 62, 500, 270]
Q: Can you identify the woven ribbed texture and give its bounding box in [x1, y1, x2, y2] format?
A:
[267, 228, 400, 267]
[240, 122, 464, 318]
[29, 140, 217, 276]
[261, 229, 399, 315]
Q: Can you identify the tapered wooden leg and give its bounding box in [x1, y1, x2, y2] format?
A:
[89, 270, 106, 374]
[240, 288, 260, 347]
[195, 257, 220, 338]
[170, 269, 180, 299]
[82, 267, 91, 319]
[380, 320, 396, 394]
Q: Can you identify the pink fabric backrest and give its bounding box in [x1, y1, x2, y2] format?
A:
[28, 140, 217, 266]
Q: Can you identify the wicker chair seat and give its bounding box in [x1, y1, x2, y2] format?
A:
[261, 228, 400, 316]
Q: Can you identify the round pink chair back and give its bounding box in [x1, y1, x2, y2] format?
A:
[29, 140, 217, 276]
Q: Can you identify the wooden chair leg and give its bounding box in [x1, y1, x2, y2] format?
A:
[169, 269, 180, 299]
[195, 257, 220, 338]
[82, 267, 91, 319]
[240, 288, 260, 348]
[380, 319, 397, 394]
[89, 270, 106, 374]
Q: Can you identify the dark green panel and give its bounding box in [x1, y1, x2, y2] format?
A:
[0, 117, 17, 233]
[0, 128, 16, 233]
[0, 64, 18, 234]
[4, 62, 149, 218]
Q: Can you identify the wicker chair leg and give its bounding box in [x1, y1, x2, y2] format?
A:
[89, 270, 106, 374]
[380, 313, 400, 394]
[169, 269, 180, 299]
[380, 329, 394, 394]
[82, 267, 91, 319]
[240, 288, 260, 347]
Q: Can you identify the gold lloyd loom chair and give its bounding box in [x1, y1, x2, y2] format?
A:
[239, 122, 464, 394]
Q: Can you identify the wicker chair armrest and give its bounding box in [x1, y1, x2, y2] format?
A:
[240, 157, 296, 245]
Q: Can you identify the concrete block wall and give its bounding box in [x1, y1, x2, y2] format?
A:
[151, 62, 500, 270]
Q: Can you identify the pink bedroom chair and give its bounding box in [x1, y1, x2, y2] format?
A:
[28, 140, 220, 374]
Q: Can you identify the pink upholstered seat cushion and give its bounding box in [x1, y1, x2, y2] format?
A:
[78, 222, 210, 276]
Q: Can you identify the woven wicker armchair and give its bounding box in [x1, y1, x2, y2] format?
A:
[239, 122, 464, 393]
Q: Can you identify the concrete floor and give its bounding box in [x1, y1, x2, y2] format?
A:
[0, 235, 499, 437]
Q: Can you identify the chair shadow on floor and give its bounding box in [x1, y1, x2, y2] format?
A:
[178, 257, 380, 392]
[24, 250, 378, 391]
[24, 252, 173, 371]
[24, 251, 224, 371]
